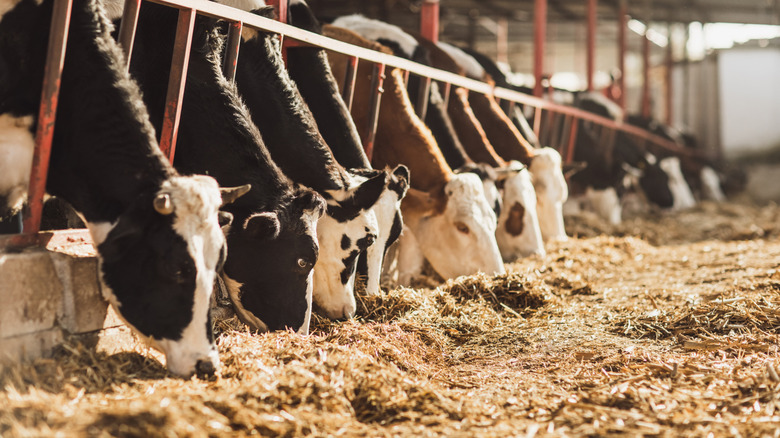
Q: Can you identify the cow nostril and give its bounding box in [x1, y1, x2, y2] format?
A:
[195, 359, 216, 379]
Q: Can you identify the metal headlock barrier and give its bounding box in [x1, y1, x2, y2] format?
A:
[1, 0, 707, 250]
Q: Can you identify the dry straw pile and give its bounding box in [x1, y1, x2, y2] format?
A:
[2, 201, 780, 436]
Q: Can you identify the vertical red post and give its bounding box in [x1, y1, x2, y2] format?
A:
[364, 63, 386, 160]
[641, 30, 651, 118]
[665, 23, 673, 125]
[117, 0, 141, 69]
[586, 0, 597, 91]
[420, 0, 439, 43]
[24, 0, 73, 235]
[342, 56, 358, 111]
[617, 0, 627, 110]
[566, 116, 579, 164]
[159, 8, 196, 163]
[533, 0, 547, 97]
[497, 17, 508, 65]
[267, 0, 288, 61]
[223, 21, 243, 82]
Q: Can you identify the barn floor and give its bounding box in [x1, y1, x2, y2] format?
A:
[2, 200, 780, 437]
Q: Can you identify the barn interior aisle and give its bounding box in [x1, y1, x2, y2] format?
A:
[3, 200, 780, 436]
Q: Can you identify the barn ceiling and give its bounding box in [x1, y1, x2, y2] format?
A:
[307, 0, 780, 44]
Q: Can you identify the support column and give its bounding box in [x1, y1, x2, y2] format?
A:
[617, 0, 627, 110]
[665, 23, 673, 125]
[587, 0, 597, 91]
[641, 30, 651, 118]
[533, 0, 547, 97]
[497, 17, 508, 65]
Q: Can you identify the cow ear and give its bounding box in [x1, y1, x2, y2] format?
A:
[563, 161, 587, 178]
[294, 190, 326, 218]
[389, 165, 410, 198]
[220, 184, 252, 206]
[218, 211, 234, 228]
[243, 212, 280, 240]
[349, 170, 388, 209]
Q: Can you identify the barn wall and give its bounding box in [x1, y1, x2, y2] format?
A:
[671, 57, 721, 157]
[717, 47, 780, 159]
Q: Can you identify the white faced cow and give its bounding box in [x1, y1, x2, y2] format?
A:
[118, 0, 327, 334]
[0, 0, 244, 377]
[324, 25, 505, 282]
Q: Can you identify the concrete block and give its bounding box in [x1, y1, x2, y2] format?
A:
[0, 250, 63, 338]
[0, 328, 63, 363]
[50, 252, 108, 334]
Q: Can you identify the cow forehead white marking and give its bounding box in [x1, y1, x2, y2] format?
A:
[437, 42, 486, 80]
[700, 166, 725, 202]
[332, 14, 418, 58]
[164, 175, 223, 376]
[446, 173, 497, 230]
[659, 157, 696, 210]
[586, 186, 621, 225]
[0, 115, 34, 212]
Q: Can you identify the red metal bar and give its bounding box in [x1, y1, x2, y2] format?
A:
[420, 0, 439, 43]
[267, 0, 287, 24]
[533, 0, 547, 97]
[442, 82, 451, 109]
[416, 77, 431, 119]
[586, 0, 597, 91]
[666, 24, 673, 125]
[496, 17, 508, 65]
[618, 0, 627, 110]
[342, 55, 358, 111]
[364, 63, 386, 160]
[641, 31, 651, 118]
[118, 0, 141, 68]
[533, 106, 542, 138]
[159, 7, 196, 163]
[223, 21, 243, 82]
[23, 0, 73, 235]
[403, 69, 410, 86]
[566, 117, 579, 164]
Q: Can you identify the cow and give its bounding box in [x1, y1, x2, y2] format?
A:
[627, 115, 725, 203]
[331, 15, 545, 260]
[284, 0, 409, 297]
[118, 0, 329, 333]
[436, 41, 570, 245]
[215, 3, 398, 320]
[0, 0, 244, 377]
[568, 92, 677, 223]
[323, 25, 505, 283]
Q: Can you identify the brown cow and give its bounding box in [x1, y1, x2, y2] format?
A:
[323, 24, 505, 282]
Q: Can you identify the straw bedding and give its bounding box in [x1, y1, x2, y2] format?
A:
[2, 200, 780, 436]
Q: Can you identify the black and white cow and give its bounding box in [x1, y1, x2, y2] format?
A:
[119, 1, 326, 333]
[284, 0, 409, 297]
[570, 93, 677, 224]
[0, 0, 239, 377]
[219, 1, 391, 319]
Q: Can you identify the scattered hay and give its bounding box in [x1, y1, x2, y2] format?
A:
[3, 201, 780, 436]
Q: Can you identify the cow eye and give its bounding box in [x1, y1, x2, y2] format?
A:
[297, 258, 311, 271]
[454, 221, 470, 234]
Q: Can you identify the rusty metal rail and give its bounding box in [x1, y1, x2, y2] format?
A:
[5, 0, 703, 248]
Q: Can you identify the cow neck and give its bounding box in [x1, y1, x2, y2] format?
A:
[322, 25, 452, 193]
[469, 92, 534, 166]
[285, 46, 371, 170]
[235, 31, 348, 193]
[424, 84, 472, 171]
[127, 4, 292, 213]
[43, 0, 171, 224]
[448, 88, 506, 167]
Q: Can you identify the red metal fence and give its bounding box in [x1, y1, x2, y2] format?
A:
[1, 0, 704, 250]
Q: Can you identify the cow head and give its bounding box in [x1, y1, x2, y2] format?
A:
[585, 186, 622, 225]
[356, 165, 409, 296]
[405, 173, 505, 280]
[659, 156, 696, 209]
[314, 170, 387, 319]
[222, 187, 325, 334]
[528, 148, 569, 242]
[495, 165, 545, 260]
[456, 162, 502, 217]
[93, 175, 230, 378]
